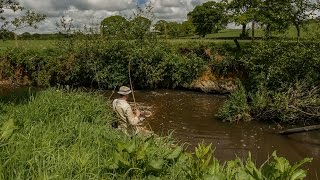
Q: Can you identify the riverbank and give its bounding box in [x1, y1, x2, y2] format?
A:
[1, 38, 320, 125]
[0, 88, 312, 179]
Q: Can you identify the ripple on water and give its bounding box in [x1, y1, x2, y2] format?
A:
[129, 90, 320, 178]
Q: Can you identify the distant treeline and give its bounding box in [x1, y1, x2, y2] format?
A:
[0, 30, 96, 40]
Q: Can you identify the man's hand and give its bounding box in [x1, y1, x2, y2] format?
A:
[134, 109, 141, 117]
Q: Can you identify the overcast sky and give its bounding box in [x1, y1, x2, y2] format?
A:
[3, 0, 212, 33]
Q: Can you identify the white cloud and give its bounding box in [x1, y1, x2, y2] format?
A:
[1, 0, 218, 33]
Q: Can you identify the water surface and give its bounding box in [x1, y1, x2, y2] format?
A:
[132, 90, 320, 179]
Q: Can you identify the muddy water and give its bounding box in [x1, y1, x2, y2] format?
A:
[131, 90, 320, 179]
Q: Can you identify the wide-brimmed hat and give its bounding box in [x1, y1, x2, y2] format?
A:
[117, 86, 132, 95]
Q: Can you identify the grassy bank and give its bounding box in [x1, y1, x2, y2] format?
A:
[0, 88, 312, 179]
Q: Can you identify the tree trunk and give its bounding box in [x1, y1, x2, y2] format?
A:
[100, 25, 104, 38]
[279, 125, 320, 135]
[164, 23, 168, 40]
[251, 21, 255, 42]
[14, 33, 18, 47]
[265, 24, 271, 39]
[241, 24, 247, 38]
[295, 24, 301, 41]
[234, 38, 241, 50]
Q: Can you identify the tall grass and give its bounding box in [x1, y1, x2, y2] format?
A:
[0, 89, 312, 179]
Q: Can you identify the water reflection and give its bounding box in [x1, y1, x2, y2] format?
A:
[132, 90, 320, 179]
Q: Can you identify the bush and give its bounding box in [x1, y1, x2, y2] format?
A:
[0, 38, 208, 89]
[218, 80, 251, 122]
[219, 40, 320, 124]
[240, 40, 320, 92]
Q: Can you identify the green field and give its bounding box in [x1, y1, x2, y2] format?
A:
[0, 22, 319, 52]
[0, 39, 247, 54]
[0, 40, 56, 52]
[183, 23, 320, 39]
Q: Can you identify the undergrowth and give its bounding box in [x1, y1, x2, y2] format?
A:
[218, 40, 320, 124]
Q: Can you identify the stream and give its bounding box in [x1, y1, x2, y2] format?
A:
[130, 90, 320, 179]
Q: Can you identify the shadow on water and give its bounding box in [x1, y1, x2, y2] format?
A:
[0, 86, 37, 105]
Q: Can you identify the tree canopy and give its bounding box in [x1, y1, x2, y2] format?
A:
[129, 16, 152, 40]
[228, 0, 261, 38]
[101, 15, 129, 38]
[1, 0, 45, 31]
[188, 1, 228, 37]
[258, 0, 292, 37]
[289, 0, 320, 39]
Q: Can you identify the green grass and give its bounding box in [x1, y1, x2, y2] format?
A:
[182, 23, 320, 39]
[0, 88, 312, 179]
[0, 22, 318, 53]
[0, 40, 56, 53]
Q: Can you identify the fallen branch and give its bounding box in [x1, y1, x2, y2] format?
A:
[279, 125, 320, 135]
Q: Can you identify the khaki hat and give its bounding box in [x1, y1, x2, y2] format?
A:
[117, 86, 132, 95]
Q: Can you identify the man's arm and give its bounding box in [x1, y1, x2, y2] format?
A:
[125, 106, 140, 125]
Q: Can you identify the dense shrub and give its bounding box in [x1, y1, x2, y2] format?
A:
[218, 80, 251, 122]
[0, 38, 208, 89]
[219, 40, 320, 124]
[240, 40, 320, 92]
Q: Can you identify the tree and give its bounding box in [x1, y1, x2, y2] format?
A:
[101, 15, 129, 39]
[258, 0, 292, 38]
[167, 22, 180, 38]
[1, 1, 45, 30]
[188, 1, 228, 37]
[180, 20, 195, 36]
[1, 0, 45, 45]
[228, 0, 261, 39]
[129, 16, 152, 40]
[289, 0, 319, 39]
[56, 16, 74, 34]
[259, 0, 320, 39]
[0, 29, 14, 40]
[154, 20, 168, 35]
[0, 0, 23, 27]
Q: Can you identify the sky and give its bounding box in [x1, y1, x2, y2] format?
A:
[2, 0, 212, 33]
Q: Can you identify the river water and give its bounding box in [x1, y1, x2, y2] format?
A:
[130, 90, 320, 179]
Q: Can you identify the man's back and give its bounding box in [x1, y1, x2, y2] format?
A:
[112, 98, 139, 134]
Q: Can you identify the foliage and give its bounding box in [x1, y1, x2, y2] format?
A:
[101, 15, 129, 39]
[288, 0, 320, 39]
[0, 0, 45, 31]
[188, 1, 229, 37]
[250, 82, 320, 123]
[129, 16, 152, 41]
[240, 40, 320, 91]
[180, 20, 195, 36]
[258, 0, 292, 38]
[154, 20, 195, 38]
[0, 89, 312, 179]
[0, 37, 208, 89]
[0, 29, 14, 40]
[218, 40, 320, 124]
[218, 80, 251, 122]
[228, 0, 261, 38]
